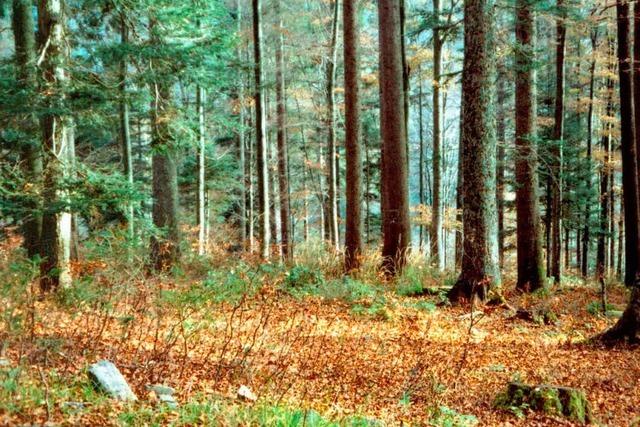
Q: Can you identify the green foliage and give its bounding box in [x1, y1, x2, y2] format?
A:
[285, 265, 326, 289]
[428, 406, 478, 427]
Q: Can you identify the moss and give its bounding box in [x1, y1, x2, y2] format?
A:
[494, 383, 593, 424]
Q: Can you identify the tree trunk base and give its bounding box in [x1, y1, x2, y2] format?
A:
[447, 278, 489, 304]
[594, 287, 640, 344]
[494, 382, 594, 424]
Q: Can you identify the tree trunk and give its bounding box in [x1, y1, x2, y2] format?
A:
[343, 0, 363, 271]
[430, 0, 443, 270]
[13, 0, 43, 259]
[197, 86, 207, 255]
[455, 101, 463, 268]
[448, 0, 500, 303]
[550, 0, 566, 284]
[326, 0, 340, 250]
[514, 0, 545, 292]
[418, 65, 426, 250]
[496, 59, 506, 270]
[597, 75, 613, 297]
[583, 28, 599, 278]
[597, 0, 640, 342]
[150, 81, 180, 271]
[238, 1, 247, 250]
[275, 0, 291, 260]
[38, 0, 74, 291]
[119, 13, 134, 243]
[378, 0, 411, 276]
[253, 0, 270, 259]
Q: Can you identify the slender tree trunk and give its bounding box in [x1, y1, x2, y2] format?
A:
[119, 13, 134, 243]
[515, 0, 545, 291]
[455, 101, 463, 268]
[238, 1, 247, 250]
[275, 0, 291, 260]
[196, 86, 207, 255]
[448, 0, 500, 302]
[343, 0, 363, 271]
[430, 0, 443, 270]
[583, 28, 599, 278]
[418, 66, 426, 250]
[253, 0, 270, 258]
[38, 0, 74, 291]
[13, 0, 43, 259]
[379, 0, 411, 276]
[550, 0, 566, 284]
[597, 76, 613, 307]
[496, 60, 506, 270]
[326, 0, 340, 250]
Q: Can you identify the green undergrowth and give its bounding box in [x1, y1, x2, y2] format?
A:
[0, 362, 380, 426]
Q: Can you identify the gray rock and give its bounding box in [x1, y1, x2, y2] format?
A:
[147, 384, 178, 408]
[88, 360, 137, 401]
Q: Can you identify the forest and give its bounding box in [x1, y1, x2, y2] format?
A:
[1, 0, 640, 425]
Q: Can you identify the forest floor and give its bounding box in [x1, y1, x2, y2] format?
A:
[0, 235, 639, 426]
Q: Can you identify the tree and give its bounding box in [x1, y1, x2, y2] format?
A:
[597, 0, 640, 342]
[343, 0, 363, 271]
[325, 0, 340, 250]
[38, 0, 75, 291]
[149, 16, 180, 271]
[514, 0, 545, 291]
[549, 0, 566, 284]
[430, 0, 444, 270]
[12, 0, 42, 259]
[448, 0, 500, 302]
[253, 0, 270, 259]
[275, 0, 291, 260]
[378, 0, 411, 276]
[119, 12, 134, 244]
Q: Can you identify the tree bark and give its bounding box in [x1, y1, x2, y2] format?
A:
[275, 0, 291, 260]
[38, 0, 74, 291]
[583, 27, 599, 278]
[253, 0, 270, 258]
[326, 0, 340, 250]
[550, 0, 566, 284]
[13, 0, 42, 259]
[430, 0, 443, 270]
[378, 0, 411, 276]
[514, 0, 545, 292]
[597, 0, 640, 342]
[197, 86, 206, 255]
[343, 0, 363, 271]
[120, 13, 134, 243]
[448, 0, 500, 302]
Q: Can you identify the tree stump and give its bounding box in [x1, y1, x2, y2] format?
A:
[494, 382, 594, 424]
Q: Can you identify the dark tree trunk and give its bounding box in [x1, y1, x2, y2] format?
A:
[496, 60, 506, 270]
[326, 0, 340, 250]
[550, 0, 566, 284]
[343, 0, 363, 271]
[448, 0, 500, 303]
[378, 0, 411, 276]
[150, 82, 180, 271]
[597, 0, 640, 342]
[597, 74, 613, 306]
[253, 0, 270, 258]
[12, 0, 42, 259]
[582, 28, 599, 278]
[275, 0, 291, 260]
[514, 0, 545, 292]
[431, 0, 443, 270]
